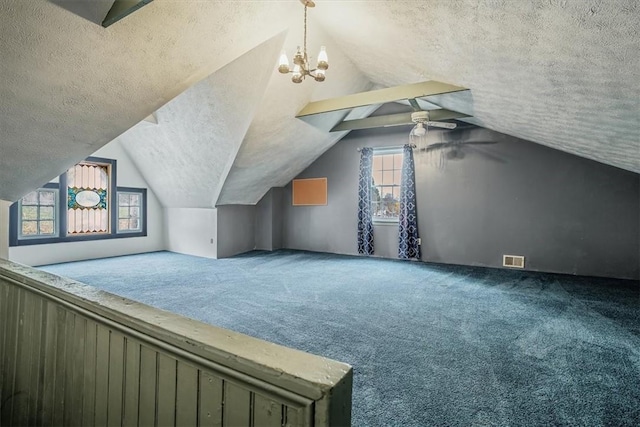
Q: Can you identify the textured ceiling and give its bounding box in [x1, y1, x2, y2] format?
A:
[0, 0, 638, 206]
[311, 0, 640, 173]
[115, 33, 286, 208]
[0, 0, 298, 201]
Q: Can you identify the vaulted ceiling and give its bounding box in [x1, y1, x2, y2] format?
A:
[1, 0, 638, 205]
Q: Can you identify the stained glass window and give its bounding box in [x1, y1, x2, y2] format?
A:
[18, 188, 58, 238]
[372, 150, 403, 221]
[11, 156, 147, 246]
[117, 191, 142, 233]
[67, 162, 110, 235]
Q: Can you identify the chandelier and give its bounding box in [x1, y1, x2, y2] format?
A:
[278, 0, 328, 83]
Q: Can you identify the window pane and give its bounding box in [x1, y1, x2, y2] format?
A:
[371, 186, 381, 205]
[372, 155, 382, 171]
[129, 194, 140, 206]
[371, 200, 380, 216]
[39, 191, 56, 205]
[394, 153, 403, 169]
[393, 187, 401, 201]
[22, 191, 38, 205]
[129, 219, 139, 230]
[379, 186, 392, 200]
[40, 221, 54, 235]
[119, 207, 129, 218]
[129, 207, 140, 218]
[22, 206, 38, 220]
[382, 170, 393, 184]
[379, 154, 388, 170]
[372, 170, 383, 186]
[118, 219, 129, 230]
[394, 170, 402, 185]
[22, 221, 38, 235]
[118, 193, 129, 206]
[40, 206, 54, 220]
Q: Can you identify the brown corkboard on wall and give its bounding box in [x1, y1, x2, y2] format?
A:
[292, 178, 328, 206]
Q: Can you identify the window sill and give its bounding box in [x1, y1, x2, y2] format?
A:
[373, 220, 399, 226]
[10, 231, 148, 247]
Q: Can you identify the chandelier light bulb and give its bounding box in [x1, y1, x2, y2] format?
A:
[317, 46, 328, 70]
[278, 50, 290, 74]
[410, 122, 429, 153]
[292, 64, 303, 83]
[412, 122, 427, 137]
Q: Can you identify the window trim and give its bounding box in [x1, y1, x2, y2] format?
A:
[61, 156, 116, 237]
[371, 147, 403, 224]
[10, 183, 61, 244]
[18, 187, 59, 239]
[116, 187, 147, 235]
[9, 157, 148, 247]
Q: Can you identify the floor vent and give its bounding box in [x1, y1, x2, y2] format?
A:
[503, 255, 525, 268]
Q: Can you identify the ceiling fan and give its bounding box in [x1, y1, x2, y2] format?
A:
[419, 127, 502, 169]
[407, 99, 457, 133]
[330, 101, 467, 132]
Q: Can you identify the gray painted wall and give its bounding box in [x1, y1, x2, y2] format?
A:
[0, 200, 9, 260]
[281, 126, 640, 280]
[255, 190, 274, 251]
[271, 188, 284, 251]
[255, 188, 285, 251]
[217, 205, 256, 258]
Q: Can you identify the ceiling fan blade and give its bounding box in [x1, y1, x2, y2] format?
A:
[426, 121, 457, 129]
[331, 108, 469, 132]
[423, 143, 448, 151]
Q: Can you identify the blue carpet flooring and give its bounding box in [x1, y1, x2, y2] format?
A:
[40, 250, 640, 426]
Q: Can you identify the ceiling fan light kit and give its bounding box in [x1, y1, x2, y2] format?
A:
[409, 110, 457, 154]
[278, 0, 329, 83]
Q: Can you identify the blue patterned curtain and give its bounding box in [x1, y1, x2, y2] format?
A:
[357, 147, 374, 255]
[398, 144, 421, 259]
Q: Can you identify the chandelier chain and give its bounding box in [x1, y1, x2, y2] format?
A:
[303, 5, 308, 62]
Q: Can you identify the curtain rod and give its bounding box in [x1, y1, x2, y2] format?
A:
[357, 144, 416, 152]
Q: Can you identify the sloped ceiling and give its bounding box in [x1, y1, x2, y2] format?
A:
[311, 0, 640, 174]
[0, 0, 638, 207]
[217, 21, 374, 205]
[0, 0, 305, 202]
[114, 33, 287, 208]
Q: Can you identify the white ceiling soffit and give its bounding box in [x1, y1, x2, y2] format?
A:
[0, 0, 297, 202]
[116, 32, 287, 208]
[311, 1, 640, 173]
[216, 21, 374, 206]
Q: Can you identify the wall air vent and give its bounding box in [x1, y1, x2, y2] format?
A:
[503, 255, 525, 268]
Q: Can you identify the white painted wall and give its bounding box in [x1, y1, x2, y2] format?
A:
[9, 140, 165, 266]
[0, 200, 10, 260]
[165, 208, 217, 259]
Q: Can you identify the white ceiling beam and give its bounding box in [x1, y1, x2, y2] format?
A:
[296, 81, 468, 118]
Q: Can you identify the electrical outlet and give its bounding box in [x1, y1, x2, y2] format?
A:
[210, 238, 214, 244]
[417, 238, 422, 245]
